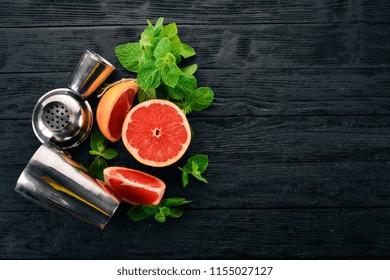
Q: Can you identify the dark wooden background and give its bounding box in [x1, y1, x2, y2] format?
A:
[1, 0, 390, 259]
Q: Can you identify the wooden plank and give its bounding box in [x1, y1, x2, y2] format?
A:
[1, 208, 390, 259]
[1, 0, 389, 27]
[1, 23, 390, 73]
[1, 68, 390, 120]
[1, 115, 390, 166]
[4, 161, 390, 211]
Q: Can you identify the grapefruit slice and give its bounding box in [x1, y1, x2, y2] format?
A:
[122, 99, 191, 167]
[96, 80, 138, 142]
[103, 167, 166, 205]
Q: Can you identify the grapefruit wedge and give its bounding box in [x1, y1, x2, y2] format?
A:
[122, 99, 191, 167]
[96, 80, 138, 142]
[104, 167, 166, 205]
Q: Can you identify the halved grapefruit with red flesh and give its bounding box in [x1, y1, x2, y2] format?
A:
[122, 99, 191, 167]
[96, 81, 138, 142]
[103, 167, 166, 205]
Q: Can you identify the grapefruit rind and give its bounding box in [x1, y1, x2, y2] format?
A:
[121, 99, 191, 167]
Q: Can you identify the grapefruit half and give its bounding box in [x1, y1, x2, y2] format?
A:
[96, 80, 138, 142]
[103, 166, 166, 205]
[122, 99, 191, 167]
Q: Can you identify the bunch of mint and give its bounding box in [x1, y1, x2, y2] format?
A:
[88, 128, 118, 181]
[128, 197, 191, 223]
[115, 17, 214, 115]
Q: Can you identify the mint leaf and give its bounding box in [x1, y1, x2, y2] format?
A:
[89, 150, 103, 157]
[179, 154, 209, 186]
[160, 197, 192, 207]
[101, 148, 119, 160]
[180, 43, 196, 58]
[160, 62, 182, 88]
[138, 88, 156, 103]
[154, 37, 172, 59]
[166, 75, 197, 100]
[186, 154, 209, 172]
[89, 158, 108, 181]
[90, 128, 107, 152]
[185, 87, 214, 111]
[154, 212, 166, 223]
[115, 42, 141, 73]
[137, 63, 161, 89]
[163, 23, 178, 39]
[143, 205, 160, 215]
[161, 207, 171, 216]
[182, 64, 198, 76]
[192, 172, 208, 183]
[154, 17, 164, 32]
[140, 26, 155, 48]
[127, 206, 153, 222]
[168, 208, 183, 218]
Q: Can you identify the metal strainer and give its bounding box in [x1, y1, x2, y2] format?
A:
[31, 49, 115, 149]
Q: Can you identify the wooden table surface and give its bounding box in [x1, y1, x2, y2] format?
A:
[1, 0, 390, 259]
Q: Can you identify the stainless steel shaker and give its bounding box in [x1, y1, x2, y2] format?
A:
[32, 49, 115, 149]
[16, 49, 120, 229]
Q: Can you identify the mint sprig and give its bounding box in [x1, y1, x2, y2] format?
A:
[115, 17, 214, 115]
[179, 154, 209, 187]
[88, 128, 119, 180]
[127, 197, 191, 223]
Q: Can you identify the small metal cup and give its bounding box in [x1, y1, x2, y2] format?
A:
[68, 49, 116, 98]
[15, 141, 120, 229]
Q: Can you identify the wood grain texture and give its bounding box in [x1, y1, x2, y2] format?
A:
[1, 209, 390, 259]
[0, 0, 389, 27]
[1, 115, 390, 167]
[3, 161, 390, 211]
[1, 68, 390, 119]
[1, 23, 390, 73]
[2, 0, 390, 260]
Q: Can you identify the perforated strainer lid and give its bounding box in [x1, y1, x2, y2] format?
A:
[32, 88, 93, 149]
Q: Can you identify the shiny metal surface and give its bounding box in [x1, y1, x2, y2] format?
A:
[68, 49, 115, 98]
[32, 88, 93, 149]
[15, 142, 120, 229]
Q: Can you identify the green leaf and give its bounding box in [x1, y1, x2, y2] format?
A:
[161, 207, 171, 216]
[101, 148, 119, 160]
[166, 75, 197, 100]
[192, 172, 208, 183]
[138, 88, 156, 103]
[185, 154, 209, 173]
[154, 37, 172, 59]
[127, 206, 153, 222]
[140, 26, 155, 48]
[147, 19, 153, 27]
[170, 50, 181, 63]
[185, 87, 214, 111]
[154, 17, 164, 32]
[89, 150, 103, 157]
[89, 158, 108, 181]
[163, 23, 178, 39]
[170, 36, 182, 52]
[114, 42, 142, 73]
[90, 128, 107, 152]
[160, 62, 182, 88]
[181, 64, 198, 76]
[143, 205, 160, 215]
[191, 161, 199, 172]
[160, 197, 192, 207]
[137, 63, 162, 89]
[168, 208, 184, 218]
[182, 170, 189, 187]
[97, 142, 105, 153]
[154, 212, 166, 223]
[180, 43, 196, 58]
